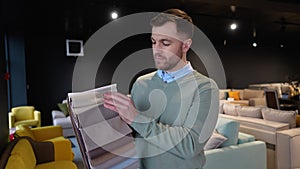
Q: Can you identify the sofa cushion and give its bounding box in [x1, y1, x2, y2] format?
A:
[5, 155, 26, 169]
[237, 106, 262, 118]
[216, 117, 240, 147]
[35, 161, 78, 169]
[223, 103, 240, 116]
[10, 138, 36, 169]
[243, 89, 264, 100]
[204, 130, 227, 150]
[53, 116, 73, 129]
[262, 107, 297, 128]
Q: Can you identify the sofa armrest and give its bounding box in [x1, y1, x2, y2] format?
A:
[34, 110, 41, 127]
[277, 128, 300, 169]
[8, 112, 15, 128]
[31, 126, 63, 141]
[49, 137, 74, 161]
[204, 141, 266, 169]
[52, 110, 66, 119]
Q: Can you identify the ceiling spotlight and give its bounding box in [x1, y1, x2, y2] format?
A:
[230, 23, 237, 30]
[111, 11, 118, 19]
[252, 42, 257, 47]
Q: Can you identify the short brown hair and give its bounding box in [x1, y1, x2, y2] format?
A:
[150, 9, 194, 39]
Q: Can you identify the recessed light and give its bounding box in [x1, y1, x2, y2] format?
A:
[252, 42, 257, 47]
[230, 23, 237, 30]
[111, 11, 118, 19]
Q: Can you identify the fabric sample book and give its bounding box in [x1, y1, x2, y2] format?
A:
[68, 84, 138, 169]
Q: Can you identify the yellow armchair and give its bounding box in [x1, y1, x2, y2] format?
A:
[8, 106, 41, 128]
[14, 125, 74, 161]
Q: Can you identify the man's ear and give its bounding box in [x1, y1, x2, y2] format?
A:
[182, 39, 192, 53]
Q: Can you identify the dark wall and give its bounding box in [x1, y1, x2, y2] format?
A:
[217, 44, 299, 89]
[25, 33, 77, 126]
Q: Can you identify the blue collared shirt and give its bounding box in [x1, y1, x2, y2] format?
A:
[157, 62, 194, 83]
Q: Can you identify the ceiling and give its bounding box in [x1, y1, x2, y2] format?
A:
[76, 0, 300, 42]
[122, 0, 300, 31]
[3, 0, 300, 41]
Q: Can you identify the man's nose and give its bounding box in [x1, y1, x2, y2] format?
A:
[152, 43, 162, 52]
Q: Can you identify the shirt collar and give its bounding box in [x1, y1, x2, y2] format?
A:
[157, 62, 194, 83]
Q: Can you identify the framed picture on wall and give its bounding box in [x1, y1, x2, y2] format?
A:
[66, 39, 84, 57]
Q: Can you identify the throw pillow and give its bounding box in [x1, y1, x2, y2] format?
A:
[237, 106, 262, 118]
[262, 107, 297, 128]
[204, 130, 227, 150]
[228, 91, 240, 100]
[57, 103, 69, 116]
[223, 103, 240, 116]
[215, 117, 240, 147]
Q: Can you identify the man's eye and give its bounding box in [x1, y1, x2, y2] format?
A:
[162, 41, 170, 46]
[152, 41, 156, 44]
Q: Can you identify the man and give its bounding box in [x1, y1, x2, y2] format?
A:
[104, 9, 219, 169]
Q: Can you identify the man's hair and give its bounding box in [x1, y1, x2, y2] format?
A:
[150, 9, 194, 39]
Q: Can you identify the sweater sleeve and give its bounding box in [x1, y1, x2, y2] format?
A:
[130, 79, 219, 159]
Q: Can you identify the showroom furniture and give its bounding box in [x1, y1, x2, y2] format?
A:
[52, 110, 75, 137]
[277, 128, 300, 169]
[219, 103, 299, 169]
[203, 116, 267, 169]
[0, 136, 77, 169]
[219, 88, 266, 107]
[14, 125, 74, 161]
[265, 89, 297, 111]
[204, 140, 266, 169]
[8, 106, 41, 129]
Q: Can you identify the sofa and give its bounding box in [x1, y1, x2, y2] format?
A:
[0, 136, 77, 169]
[203, 116, 267, 169]
[219, 102, 300, 169]
[8, 106, 41, 129]
[52, 110, 75, 137]
[14, 125, 74, 161]
[204, 140, 266, 169]
[219, 88, 266, 107]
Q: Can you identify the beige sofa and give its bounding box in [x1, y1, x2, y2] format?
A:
[219, 88, 266, 107]
[219, 103, 300, 169]
[277, 128, 300, 169]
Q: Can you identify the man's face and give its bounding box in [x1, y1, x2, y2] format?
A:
[151, 22, 185, 72]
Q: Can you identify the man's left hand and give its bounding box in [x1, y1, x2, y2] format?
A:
[103, 92, 138, 124]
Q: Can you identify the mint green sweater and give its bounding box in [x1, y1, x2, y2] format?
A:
[130, 71, 219, 169]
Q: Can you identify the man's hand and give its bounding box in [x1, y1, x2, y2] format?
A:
[103, 92, 138, 124]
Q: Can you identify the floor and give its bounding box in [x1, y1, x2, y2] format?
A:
[69, 137, 85, 169]
[69, 137, 139, 169]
